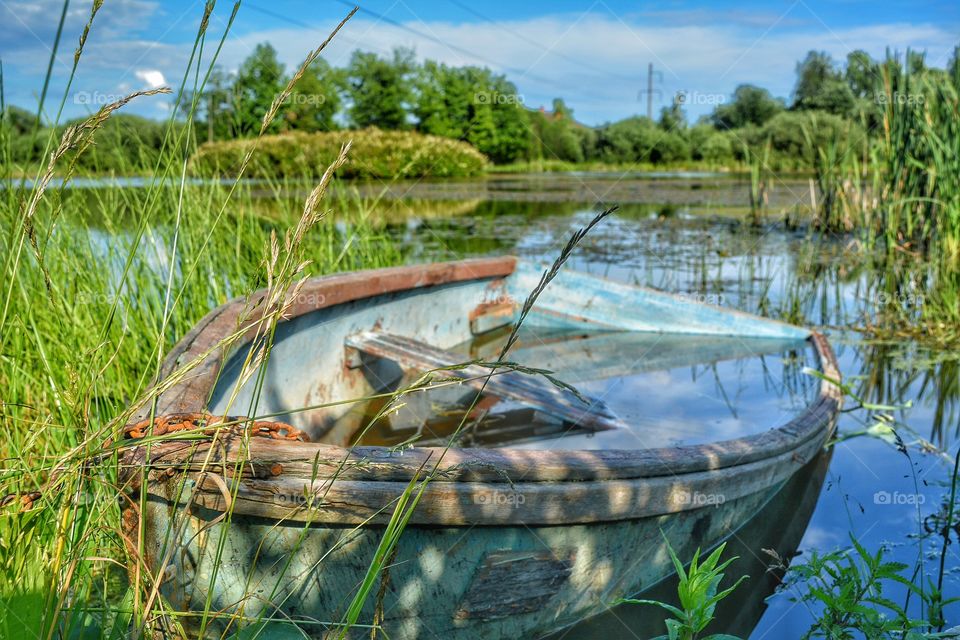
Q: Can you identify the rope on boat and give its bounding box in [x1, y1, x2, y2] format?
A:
[122, 412, 309, 442]
[1, 413, 308, 511]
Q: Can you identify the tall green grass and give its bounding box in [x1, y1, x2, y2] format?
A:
[794, 53, 960, 344]
[0, 4, 411, 636]
[0, 3, 608, 634]
[870, 57, 960, 260]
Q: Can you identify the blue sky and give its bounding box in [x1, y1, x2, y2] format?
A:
[2, 0, 958, 126]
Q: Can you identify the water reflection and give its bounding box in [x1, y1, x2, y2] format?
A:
[552, 451, 832, 639]
[352, 328, 818, 451]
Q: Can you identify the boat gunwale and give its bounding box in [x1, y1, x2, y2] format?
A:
[128, 257, 842, 520]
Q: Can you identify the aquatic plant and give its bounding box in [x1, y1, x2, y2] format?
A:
[767, 534, 960, 638]
[743, 137, 770, 225]
[617, 537, 747, 640]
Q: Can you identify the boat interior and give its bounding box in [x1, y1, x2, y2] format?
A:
[206, 261, 822, 451]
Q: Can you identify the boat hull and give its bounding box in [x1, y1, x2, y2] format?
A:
[140, 479, 778, 639]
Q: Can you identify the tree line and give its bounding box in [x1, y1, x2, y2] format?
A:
[4, 42, 959, 172]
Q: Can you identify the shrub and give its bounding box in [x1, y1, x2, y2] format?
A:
[651, 130, 691, 163]
[8, 114, 177, 173]
[699, 131, 736, 164]
[757, 110, 860, 168]
[189, 128, 489, 179]
[595, 117, 660, 163]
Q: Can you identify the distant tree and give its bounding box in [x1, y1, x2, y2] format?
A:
[413, 60, 469, 138]
[843, 50, 884, 127]
[231, 43, 286, 136]
[792, 51, 855, 116]
[281, 59, 342, 132]
[527, 99, 584, 163]
[593, 115, 689, 164]
[844, 50, 877, 98]
[413, 62, 530, 163]
[906, 50, 927, 75]
[482, 73, 531, 162]
[688, 124, 734, 163]
[1, 105, 35, 135]
[575, 124, 598, 161]
[949, 45, 960, 83]
[758, 110, 862, 168]
[700, 131, 734, 164]
[710, 84, 784, 129]
[595, 116, 656, 163]
[345, 48, 415, 130]
[190, 65, 235, 142]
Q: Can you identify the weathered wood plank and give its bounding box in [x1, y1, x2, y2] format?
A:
[344, 330, 626, 432]
[154, 425, 829, 526]
[455, 550, 577, 620]
[122, 332, 840, 490]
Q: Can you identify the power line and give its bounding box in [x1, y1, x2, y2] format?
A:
[322, 0, 564, 89]
[445, 0, 636, 84]
[245, 3, 395, 59]
[246, 1, 589, 104]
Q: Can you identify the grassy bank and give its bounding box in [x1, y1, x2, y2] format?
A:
[190, 128, 489, 180]
[0, 176, 403, 635]
[488, 158, 741, 174]
[0, 7, 405, 636]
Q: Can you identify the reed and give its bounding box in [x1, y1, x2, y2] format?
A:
[0, 5, 411, 636]
[792, 52, 960, 344]
[868, 55, 960, 260]
[743, 138, 770, 225]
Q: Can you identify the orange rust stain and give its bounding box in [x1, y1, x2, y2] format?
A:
[469, 301, 515, 322]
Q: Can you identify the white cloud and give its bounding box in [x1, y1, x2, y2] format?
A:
[135, 69, 166, 89]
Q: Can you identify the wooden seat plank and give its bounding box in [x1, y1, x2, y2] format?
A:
[345, 331, 624, 432]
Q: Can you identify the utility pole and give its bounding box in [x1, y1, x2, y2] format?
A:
[647, 62, 654, 120]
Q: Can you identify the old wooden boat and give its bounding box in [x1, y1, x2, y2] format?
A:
[120, 256, 841, 639]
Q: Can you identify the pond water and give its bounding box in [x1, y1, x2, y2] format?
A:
[352, 327, 820, 452]
[332, 172, 959, 638]
[57, 172, 957, 636]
